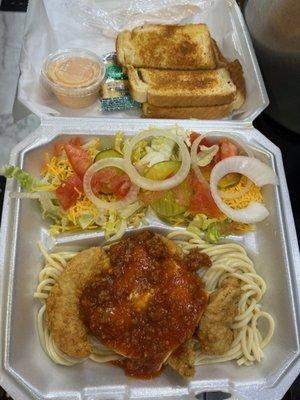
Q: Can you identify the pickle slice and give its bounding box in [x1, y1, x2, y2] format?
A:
[95, 149, 122, 161]
[199, 166, 241, 189]
[218, 173, 241, 189]
[143, 161, 190, 217]
[151, 191, 186, 217]
[152, 178, 191, 217]
[145, 160, 181, 180]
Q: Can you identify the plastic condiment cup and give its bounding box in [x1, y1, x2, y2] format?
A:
[41, 48, 106, 109]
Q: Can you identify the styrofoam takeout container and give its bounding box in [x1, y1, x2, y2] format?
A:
[0, 118, 300, 400]
[17, 0, 268, 123]
[1, 0, 300, 399]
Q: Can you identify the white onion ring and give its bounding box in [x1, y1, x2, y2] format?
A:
[83, 158, 138, 210]
[124, 128, 191, 191]
[210, 156, 278, 224]
[191, 131, 254, 198]
[191, 134, 210, 184]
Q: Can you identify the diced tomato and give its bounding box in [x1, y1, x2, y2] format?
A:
[115, 177, 132, 198]
[55, 173, 83, 210]
[52, 137, 82, 158]
[189, 171, 222, 218]
[69, 137, 82, 147]
[64, 143, 91, 178]
[214, 139, 238, 164]
[91, 168, 131, 199]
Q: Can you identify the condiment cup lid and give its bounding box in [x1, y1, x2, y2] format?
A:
[41, 48, 106, 96]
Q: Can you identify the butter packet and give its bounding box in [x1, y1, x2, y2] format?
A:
[99, 52, 140, 111]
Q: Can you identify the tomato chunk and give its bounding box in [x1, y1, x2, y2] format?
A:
[55, 174, 83, 210]
[91, 168, 131, 199]
[214, 139, 238, 164]
[189, 171, 222, 218]
[64, 143, 91, 178]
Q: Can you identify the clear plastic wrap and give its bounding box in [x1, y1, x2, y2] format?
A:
[65, 0, 211, 38]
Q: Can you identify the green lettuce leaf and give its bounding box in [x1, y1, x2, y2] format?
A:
[1, 165, 53, 192]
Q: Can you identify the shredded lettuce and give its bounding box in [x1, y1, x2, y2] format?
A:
[83, 138, 101, 160]
[150, 136, 175, 159]
[38, 192, 61, 222]
[114, 131, 125, 154]
[119, 201, 144, 219]
[196, 145, 219, 167]
[134, 136, 177, 171]
[105, 210, 119, 239]
[187, 214, 222, 243]
[205, 223, 222, 243]
[188, 213, 219, 230]
[130, 139, 148, 165]
[107, 219, 127, 242]
[78, 211, 95, 229]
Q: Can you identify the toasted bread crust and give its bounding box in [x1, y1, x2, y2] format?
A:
[127, 66, 148, 103]
[141, 60, 246, 119]
[211, 39, 228, 67]
[128, 67, 237, 107]
[142, 102, 236, 119]
[116, 24, 217, 70]
[227, 59, 246, 107]
[138, 68, 236, 107]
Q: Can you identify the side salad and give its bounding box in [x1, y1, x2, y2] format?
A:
[1, 127, 278, 242]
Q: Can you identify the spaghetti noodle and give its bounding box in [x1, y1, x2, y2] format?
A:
[34, 231, 274, 368]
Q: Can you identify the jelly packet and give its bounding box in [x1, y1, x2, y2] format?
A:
[99, 52, 141, 112]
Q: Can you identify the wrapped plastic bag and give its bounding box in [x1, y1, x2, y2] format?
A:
[65, 0, 212, 37]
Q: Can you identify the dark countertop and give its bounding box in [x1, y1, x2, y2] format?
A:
[254, 114, 300, 239]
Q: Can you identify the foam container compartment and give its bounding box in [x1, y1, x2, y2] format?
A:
[17, 0, 268, 123]
[0, 118, 299, 400]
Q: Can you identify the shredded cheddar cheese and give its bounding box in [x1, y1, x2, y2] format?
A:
[66, 195, 98, 225]
[41, 154, 74, 187]
[222, 176, 263, 209]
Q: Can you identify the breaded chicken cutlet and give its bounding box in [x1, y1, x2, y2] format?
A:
[46, 247, 110, 358]
[198, 277, 241, 355]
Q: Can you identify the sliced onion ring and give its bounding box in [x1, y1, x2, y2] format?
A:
[83, 158, 138, 210]
[124, 128, 191, 191]
[191, 131, 254, 195]
[210, 156, 278, 224]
